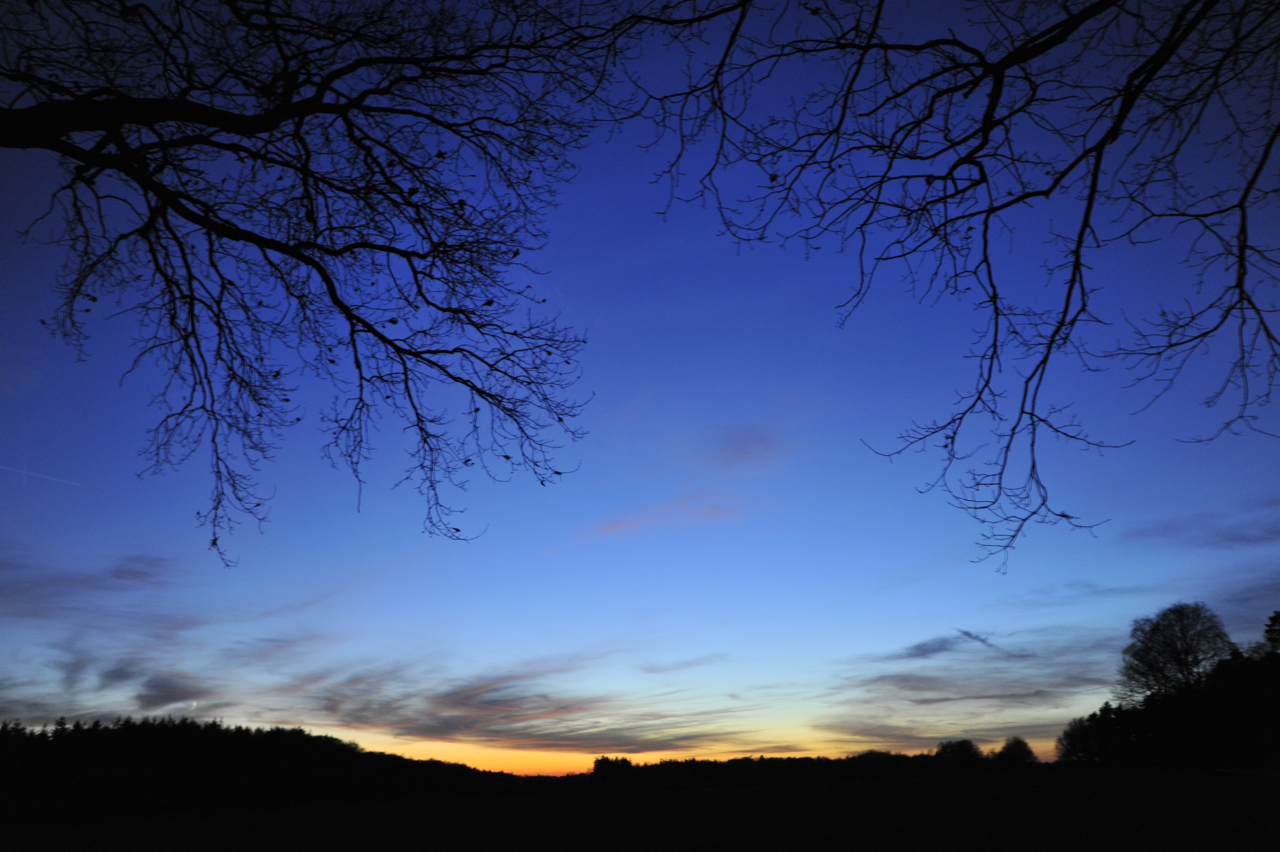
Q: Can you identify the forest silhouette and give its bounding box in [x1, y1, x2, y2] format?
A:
[1057, 627, 1280, 768]
[4, 608, 1278, 850]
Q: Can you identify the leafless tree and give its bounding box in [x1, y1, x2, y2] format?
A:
[0, 0, 671, 560]
[644, 0, 1280, 557]
[1115, 601, 1235, 704]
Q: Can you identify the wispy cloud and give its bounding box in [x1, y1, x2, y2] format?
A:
[221, 636, 329, 664]
[880, 629, 1035, 661]
[818, 622, 1121, 754]
[1128, 496, 1280, 548]
[888, 636, 965, 660]
[818, 717, 1072, 754]
[640, 654, 728, 674]
[1205, 564, 1280, 636]
[136, 674, 216, 711]
[700, 425, 782, 470]
[304, 659, 751, 754]
[1001, 580, 1166, 611]
[0, 552, 176, 620]
[593, 493, 741, 537]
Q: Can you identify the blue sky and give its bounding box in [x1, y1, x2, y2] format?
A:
[3, 97, 1280, 773]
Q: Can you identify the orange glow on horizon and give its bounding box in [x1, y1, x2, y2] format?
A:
[304, 726, 1061, 775]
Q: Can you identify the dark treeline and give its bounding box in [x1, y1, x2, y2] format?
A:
[0, 716, 1045, 834]
[0, 717, 1043, 817]
[3, 719, 1276, 850]
[589, 735, 1037, 791]
[3, 715, 1278, 849]
[1, 716, 1038, 810]
[0, 715, 520, 827]
[5, 605, 1277, 846]
[1057, 646, 1280, 768]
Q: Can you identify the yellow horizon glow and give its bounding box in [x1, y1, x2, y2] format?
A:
[301, 725, 1059, 775]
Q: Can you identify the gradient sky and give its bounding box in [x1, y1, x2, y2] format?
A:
[3, 34, 1280, 773]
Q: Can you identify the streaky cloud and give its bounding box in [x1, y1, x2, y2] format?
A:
[640, 653, 729, 674]
[1128, 497, 1280, 548]
[593, 493, 741, 537]
[298, 660, 755, 754]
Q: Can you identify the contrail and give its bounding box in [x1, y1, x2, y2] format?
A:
[0, 465, 107, 492]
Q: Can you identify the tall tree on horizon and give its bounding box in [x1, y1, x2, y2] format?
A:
[1115, 601, 1236, 705]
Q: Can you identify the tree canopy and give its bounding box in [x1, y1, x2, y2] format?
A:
[1116, 601, 1236, 704]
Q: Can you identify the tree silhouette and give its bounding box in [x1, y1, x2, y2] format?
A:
[647, 0, 1280, 555]
[1115, 601, 1235, 705]
[934, 738, 984, 763]
[1057, 628, 1280, 768]
[0, 0, 660, 559]
[1265, 610, 1280, 653]
[992, 735, 1038, 765]
[1055, 701, 1137, 763]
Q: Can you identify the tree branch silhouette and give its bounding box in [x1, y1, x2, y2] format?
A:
[644, 0, 1280, 558]
[0, 0, 669, 561]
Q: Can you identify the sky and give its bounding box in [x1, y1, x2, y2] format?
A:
[3, 19, 1280, 774]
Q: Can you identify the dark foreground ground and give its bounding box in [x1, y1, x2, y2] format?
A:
[5, 766, 1277, 851]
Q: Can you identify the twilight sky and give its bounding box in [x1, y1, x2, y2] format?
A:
[3, 41, 1280, 773]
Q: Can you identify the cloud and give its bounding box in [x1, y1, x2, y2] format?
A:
[851, 673, 953, 694]
[1001, 580, 1167, 611]
[99, 660, 146, 688]
[49, 636, 98, 693]
[640, 654, 728, 674]
[889, 636, 965, 660]
[302, 660, 751, 754]
[848, 648, 1112, 708]
[0, 552, 175, 620]
[819, 622, 1122, 754]
[136, 674, 216, 711]
[818, 718, 1070, 754]
[908, 689, 1056, 707]
[815, 719, 959, 752]
[0, 681, 68, 721]
[593, 493, 741, 537]
[722, 742, 811, 755]
[1128, 497, 1280, 548]
[107, 555, 170, 585]
[221, 636, 326, 664]
[1205, 565, 1280, 636]
[880, 629, 1035, 661]
[702, 425, 781, 469]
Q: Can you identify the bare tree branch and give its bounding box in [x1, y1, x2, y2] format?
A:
[642, 0, 1280, 559]
[0, 0, 662, 561]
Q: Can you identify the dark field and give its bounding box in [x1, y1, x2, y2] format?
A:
[6, 766, 1276, 851]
